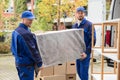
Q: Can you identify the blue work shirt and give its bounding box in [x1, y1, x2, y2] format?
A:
[72, 18, 96, 54]
[11, 23, 42, 67]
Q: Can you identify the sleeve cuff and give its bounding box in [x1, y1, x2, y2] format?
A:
[83, 50, 86, 53]
[37, 62, 42, 68]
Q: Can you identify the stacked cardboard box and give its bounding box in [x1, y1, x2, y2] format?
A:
[54, 63, 66, 75]
[38, 61, 76, 80]
[66, 62, 76, 80]
[39, 75, 66, 80]
[40, 66, 54, 76]
[66, 74, 76, 80]
[38, 66, 54, 80]
[66, 62, 76, 74]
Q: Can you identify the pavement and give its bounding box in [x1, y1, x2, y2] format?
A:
[0, 55, 114, 80]
[0, 55, 18, 80]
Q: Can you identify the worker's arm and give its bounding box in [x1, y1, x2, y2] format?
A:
[24, 38, 43, 68]
[86, 23, 96, 53]
[11, 31, 16, 56]
[17, 33, 42, 68]
[11, 31, 19, 56]
[80, 24, 96, 60]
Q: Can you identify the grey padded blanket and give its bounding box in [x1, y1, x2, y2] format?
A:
[36, 29, 86, 67]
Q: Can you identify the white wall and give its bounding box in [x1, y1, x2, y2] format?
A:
[88, 0, 106, 23]
[88, 0, 106, 47]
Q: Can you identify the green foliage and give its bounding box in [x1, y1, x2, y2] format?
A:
[106, 2, 111, 10]
[32, 0, 88, 31]
[0, 32, 11, 53]
[9, 17, 20, 29]
[0, 0, 9, 19]
[14, 0, 28, 14]
[31, 18, 52, 31]
[0, 42, 10, 53]
[36, 0, 42, 5]
[31, 0, 57, 31]
[0, 42, 11, 53]
[0, 32, 5, 36]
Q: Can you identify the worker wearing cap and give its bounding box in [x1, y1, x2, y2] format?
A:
[72, 7, 96, 80]
[11, 11, 42, 80]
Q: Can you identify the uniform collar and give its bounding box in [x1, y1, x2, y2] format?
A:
[77, 20, 82, 27]
[19, 23, 30, 31]
[75, 18, 86, 28]
[80, 18, 86, 25]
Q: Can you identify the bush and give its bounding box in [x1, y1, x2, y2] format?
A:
[0, 42, 11, 54]
[0, 32, 11, 54]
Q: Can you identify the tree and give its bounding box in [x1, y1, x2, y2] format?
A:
[14, 0, 29, 15]
[0, 0, 9, 20]
[11, 0, 30, 30]
[0, 0, 11, 54]
[0, 0, 9, 31]
[31, 0, 88, 31]
[31, 0, 57, 31]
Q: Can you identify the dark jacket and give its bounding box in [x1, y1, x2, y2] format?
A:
[11, 23, 42, 67]
[72, 18, 96, 54]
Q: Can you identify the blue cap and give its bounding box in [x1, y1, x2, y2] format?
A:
[76, 7, 85, 12]
[21, 11, 35, 19]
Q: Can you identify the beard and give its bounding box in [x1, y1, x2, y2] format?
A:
[26, 24, 31, 27]
[27, 23, 32, 27]
[78, 16, 84, 21]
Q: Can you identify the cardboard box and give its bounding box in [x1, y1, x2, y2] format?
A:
[67, 62, 76, 74]
[54, 75, 66, 80]
[39, 76, 54, 80]
[39, 77, 44, 80]
[66, 74, 76, 80]
[40, 66, 54, 76]
[54, 63, 66, 75]
[39, 75, 66, 80]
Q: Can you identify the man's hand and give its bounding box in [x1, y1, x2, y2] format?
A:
[38, 66, 43, 71]
[35, 65, 43, 78]
[80, 52, 87, 60]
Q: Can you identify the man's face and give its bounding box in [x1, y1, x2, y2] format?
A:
[23, 18, 33, 27]
[76, 11, 85, 21]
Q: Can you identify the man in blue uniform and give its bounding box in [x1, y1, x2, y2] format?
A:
[72, 7, 96, 80]
[11, 11, 42, 80]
